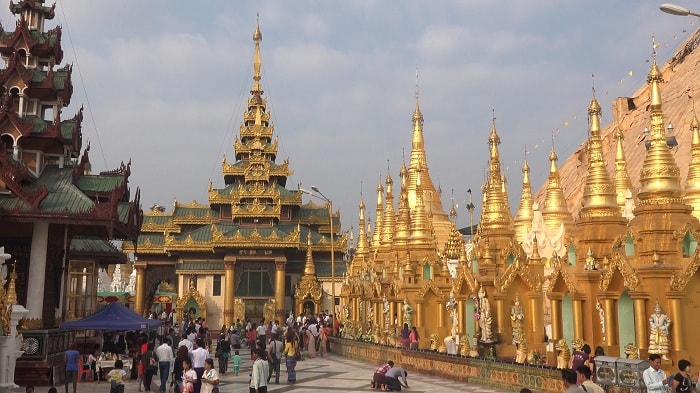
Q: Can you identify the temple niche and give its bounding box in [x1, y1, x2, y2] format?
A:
[341, 30, 700, 370]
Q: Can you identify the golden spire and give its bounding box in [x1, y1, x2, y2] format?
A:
[613, 126, 635, 214]
[637, 37, 683, 205]
[513, 151, 534, 244]
[580, 91, 620, 218]
[409, 165, 433, 246]
[480, 114, 513, 231]
[406, 74, 452, 245]
[393, 162, 411, 250]
[380, 172, 396, 248]
[303, 229, 316, 275]
[541, 138, 574, 234]
[355, 198, 370, 260]
[252, 15, 263, 94]
[529, 234, 542, 264]
[684, 112, 700, 218]
[371, 181, 384, 252]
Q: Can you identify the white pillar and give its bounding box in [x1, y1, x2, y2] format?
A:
[26, 222, 48, 323]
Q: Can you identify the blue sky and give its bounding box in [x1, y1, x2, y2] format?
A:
[9, 1, 697, 231]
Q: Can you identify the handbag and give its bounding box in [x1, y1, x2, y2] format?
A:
[148, 354, 158, 373]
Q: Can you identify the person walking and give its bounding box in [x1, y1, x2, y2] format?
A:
[156, 338, 174, 392]
[267, 333, 283, 384]
[200, 359, 219, 393]
[182, 359, 197, 393]
[672, 359, 695, 393]
[216, 333, 230, 374]
[283, 330, 298, 384]
[171, 346, 189, 393]
[409, 327, 419, 350]
[643, 354, 671, 393]
[190, 338, 210, 393]
[576, 365, 604, 393]
[64, 342, 80, 393]
[318, 324, 329, 357]
[142, 342, 159, 393]
[249, 349, 270, 393]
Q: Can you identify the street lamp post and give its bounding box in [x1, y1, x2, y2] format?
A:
[301, 186, 336, 335]
[659, 3, 700, 17]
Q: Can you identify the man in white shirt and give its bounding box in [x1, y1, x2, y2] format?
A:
[250, 349, 269, 393]
[155, 338, 174, 392]
[643, 354, 671, 393]
[178, 334, 193, 351]
[189, 338, 210, 393]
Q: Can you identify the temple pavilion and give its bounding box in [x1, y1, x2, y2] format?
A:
[125, 21, 346, 328]
[0, 0, 142, 385]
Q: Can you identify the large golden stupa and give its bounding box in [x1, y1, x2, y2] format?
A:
[340, 30, 700, 366]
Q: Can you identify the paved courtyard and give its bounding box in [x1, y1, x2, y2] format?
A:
[17, 348, 512, 393]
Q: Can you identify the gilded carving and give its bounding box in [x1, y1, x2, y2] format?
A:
[416, 280, 446, 301]
[546, 255, 577, 295]
[599, 251, 640, 291]
[233, 298, 245, 321]
[669, 252, 700, 290]
[494, 258, 542, 293]
[175, 283, 207, 320]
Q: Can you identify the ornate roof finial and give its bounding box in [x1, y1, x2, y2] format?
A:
[514, 146, 534, 244]
[580, 85, 619, 219]
[638, 34, 683, 205]
[355, 197, 370, 260]
[684, 106, 700, 218]
[614, 124, 635, 215]
[251, 15, 263, 94]
[303, 227, 316, 275]
[480, 113, 513, 233]
[542, 137, 573, 235]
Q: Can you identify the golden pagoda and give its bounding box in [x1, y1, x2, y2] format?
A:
[341, 31, 700, 369]
[126, 20, 345, 327]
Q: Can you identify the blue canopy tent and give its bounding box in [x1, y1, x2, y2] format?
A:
[60, 302, 162, 331]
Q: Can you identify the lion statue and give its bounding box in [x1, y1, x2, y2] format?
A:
[624, 343, 639, 359]
[516, 337, 529, 364]
[571, 338, 584, 351]
[429, 333, 440, 351]
[555, 338, 571, 369]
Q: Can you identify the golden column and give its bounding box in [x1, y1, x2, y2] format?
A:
[571, 298, 584, 339]
[352, 297, 358, 320]
[668, 296, 683, 352]
[416, 302, 423, 327]
[438, 302, 445, 327]
[458, 299, 466, 334]
[550, 296, 563, 340]
[134, 264, 146, 316]
[275, 259, 286, 322]
[495, 297, 505, 335]
[223, 258, 236, 327]
[632, 297, 648, 350]
[395, 301, 402, 328]
[602, 298, 617, 346]
[528, 293, 544, 344]
[390, 301, 397, 326]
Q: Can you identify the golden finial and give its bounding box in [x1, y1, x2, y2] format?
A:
[514, 146, 534, 244]
[380, 168, 396, 249]
[370, 180, 384, 253]
[251, 15, 263, 94]
[638, 33, 683, 205]
[480, 113, 513, 233]
[303, 227, 316, 275]
[253, 13, 262, 42]
[542, 138, 574, 235]
[7, 262, 17, 305]
[356, 197, 370, 259]
[413, 68, 423, 123]
[580, 86, 619, 219]
[683, 106, 700, 219]
[613, 124, 634, 213]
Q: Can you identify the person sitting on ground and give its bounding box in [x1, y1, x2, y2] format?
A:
[107, 359, 130, 393]
[382, 367, 409, 391]
[370, 361, 394, 390]
[577, 365, 604, 393]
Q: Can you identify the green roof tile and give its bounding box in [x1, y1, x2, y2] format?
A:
[76, 175, 124, 193]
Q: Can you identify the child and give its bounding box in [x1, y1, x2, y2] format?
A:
[106, 359, 129, 393]
[231, 350, 242, 376]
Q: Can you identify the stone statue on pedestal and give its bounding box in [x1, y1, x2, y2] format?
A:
[402, 298, 413, 327]
[475, 286, 493, 342]
[648, 300, 671, 360]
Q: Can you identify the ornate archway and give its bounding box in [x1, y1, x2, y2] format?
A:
[175, 282, 207, 322]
